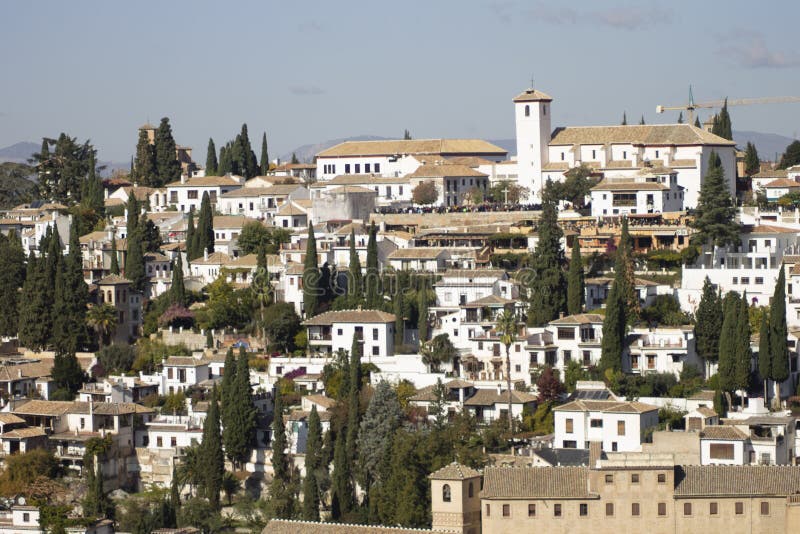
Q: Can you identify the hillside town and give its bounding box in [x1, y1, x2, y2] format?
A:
[1, 81, 800, 534]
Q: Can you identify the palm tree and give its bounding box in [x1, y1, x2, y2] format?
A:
[495, 308, 518, 432]
[86, 303, 119, 347]
[176, 444, 202, 497]
[222, 471, 241, 505]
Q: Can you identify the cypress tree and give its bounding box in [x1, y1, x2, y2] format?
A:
[126, 191, 140, 237]
[677, 111, 683, 124]
[218, 145, 231, 175]
[197, 192, 214, 256]
[418, 287, 429, 344]
[220, 347, 237, 438]
[690, 152, 739, 253]
[733, 293, 752, 398]
[83, 454, 114, 519]
[717, 291, 740, 395]
[526, 194, 566, 325]
[347, 229, 363, 304]
[711, 98, 733, 140]
[268, 390, 294, 518]
[291, 153, 299, 165]
[186, 209, 197, 261]
[599, 280, 624, 374]
[81, 151, 104, 218]
[0, 233, 26, 337]
[331, 427, 352, 520]
[18, 252, 52, 351]
[170, 255, 186, 307]
[301, 405, 322, 521]
[616, 217, 638, 320]
[53, 226, 89, 352]
[154, 117, 181, 187]
[639, 115, 646, 125]
[206, 138, 218, 176]
[125, 220, 146, 292]
[170, 465, 181, 521]
[758, 310, 771, 402]
[134, 128, 157, 185]
[236, 124, 259, 179]
[365, 222, 380, 308]
[346, 338, 362, 466]
[744, 142, 760, 176]
[778, 140, 800, 170]
[566, 238, 584, 315]
[226, 348, 257, 468]
[394, 289, 405, 347]
[621, 112, 627, 125]
[199, 385, 223, 509]
[357, 380, 402, 508]
[52, 350, 85, 397]
[260, 133, 269, 175]
[694, 115, 702, 128]
[769, 267, 789, 405]
[303, 223, 319, 318]
[109, 237, 120, 275]
[695, 277, 723, 373]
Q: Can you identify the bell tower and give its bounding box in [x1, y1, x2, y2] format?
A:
[513, 88, 552, 202]
[430, 462, 483, 534]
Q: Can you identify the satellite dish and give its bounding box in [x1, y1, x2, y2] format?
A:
[17, 497, 26, 505]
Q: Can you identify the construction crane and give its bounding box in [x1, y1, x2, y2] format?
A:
[656, 86, 800, 125]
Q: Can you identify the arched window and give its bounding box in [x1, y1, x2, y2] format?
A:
[468, 482, 474, 498]
[524, 105, 530, 117]
[443, 484, 451, 502]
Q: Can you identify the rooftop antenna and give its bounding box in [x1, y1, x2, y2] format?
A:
[530, 74, 535, 90]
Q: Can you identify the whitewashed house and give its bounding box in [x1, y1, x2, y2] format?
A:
[624, 327, 700, 377]
[165, 175, 244, 213]
[553, 398, 659, 452]
[589, 169, 684, 217]
[303, 309, 396, 359]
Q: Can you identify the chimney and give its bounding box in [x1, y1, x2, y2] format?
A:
[203, 249, 208, 261]
[497, 383, 502, 395]
[17, 370, 21, 379]
[180, 174, 187, 184]
[89, 402, 93, 417]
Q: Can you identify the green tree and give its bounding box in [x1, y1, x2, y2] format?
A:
[225, 348, 257, 468]
[403, 129, 412, 140]
[170, 255, 186, 307]
[32, 134, 96, 203]
[83, 453, 114, 520]
[125, 218, 146, 292]
[778, 140, 800, 169]
[744, 141, 760, 176]
[365, 222, 380, 308]
[411, 181, 438, 205]
[134, 128, 157, 185]
[420, 333, 457, 372]
[694, 115, 702, 128]
[110, 236, 120, 275]
[86, 303, 119, 348]
[267, 391, 294, 519]
[544, 164, 598, 208]
[418, 287, 429, 343]
[260, 133, 269, 175]
[347, 228, 363, 304]
[141, 218, 163, 253]
[302, 223, 319, 318]
[51, 350, 86, 399]
[186, 208, 197, 260]
[154, 117, 182, 187]
[621, 112, 627, 125]
[495, 309, 518, 431]
[677, 111, 683, 124]
[394, 290, 405, 347]
[381, 429, 429, 527]
[717, 292, 740, 400]
[733, 293, 752, 401]
[262, 303, 301, 354]
[711, 99, 733, 140]
[486, 181, 530, 204]
[694, 277, 723, 374]
[237, 220, 271, 255]
[198, 386, 223, 509]
[196, 192, 214, 256]
[80, 150, 104, 221]
[291, 153, 299, 165]
[53, 225, 89, 352]
[526, 194, 566, 325]
[690, 152, 739, 255]
[206, 138, 218, 176]
[302, 405, 322, 521]
[18, 252, 51, 350]
[639, 115, 646, 125]
[567, 239, 584, 315]
[616, 217, 638, 319]
[758, 310, 771, 402]
[769, 267, 789, 406]
[0, 232, 26, 336]
[600, 280, 624, 374]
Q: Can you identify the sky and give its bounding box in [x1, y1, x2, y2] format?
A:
[1, 0, 799, 164]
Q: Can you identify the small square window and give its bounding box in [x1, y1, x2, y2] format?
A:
[554, 504, 561, 517]
[605, 474, 613, 484]
[631, 474, 639, 484]
[684, 503, 692, 516]
[631, 503, 640, 516]
[579, 503, 588, 516]
[605, 503, 614, 516]
[735, 502, 744, 515]
[528, 504, 535, 517]
[760, 501, 769, 516]
[658, 502, 667, 516]
[657, 473, 666, 484]
[502, 504, 510, 517]
[710, 502, 718, 515]
[486, 504, 490, 516]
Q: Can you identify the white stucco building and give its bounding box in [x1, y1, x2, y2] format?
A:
[590, 169, 685, 217]
[303, 309, 396, 359]
[165, 175, 244, 213]
[553, 398, 660, 453]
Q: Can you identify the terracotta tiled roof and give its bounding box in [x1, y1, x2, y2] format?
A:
[463, 389, 537, 406]
[674, 465, 800, 496]
[2, 427, 47, 439]
[190, 252, 231, 265]
[554, 399, 658, 414]
[688, 390, 716, 401]
[317, 139, 507, 158]
[304, 394, 337, 410]
[481, 466, 594, 499]
[166, 176, 242, 188]
[549, 124, 736, 147]
[302, 309, 396, 326]
[97, 274, 131, 286]
[163, 356, 207, 367]
[462, 294, 515, 307]
[430, 462, 481, 480]
[512, 89, 554, 103]
[388, 247, 448, 260]
[699, 426, 748, 440]
[591, 180, 669, 191]
[407, 163, 487, 178]
[277, 202, 308, 216]
[763, 178, 800, 188]
[213, 215, 254, 229]
[12, 400, 74, 417]
[326, 185, 377, 195]
[746, 224, 798, 235]
[320, 174, 409, 186]
[0, 414, 25, 425]
[695, 406, 717, 418]
[549, 313, 604, 325]
[68, 402, 155, 415]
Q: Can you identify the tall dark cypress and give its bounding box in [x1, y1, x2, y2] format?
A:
[154, 117, 181, 187]
[717, 292, 740, 395]
[769, 267, 789, 404]
[125, 221, 146, 292]
[711, 98, 733, 140]
[566, 238, 584, 315]
[206, 138, 218, 176]
[220, 347, 237, 444]
[186, 209, 197, 261]
[417, 287, 429, 344]
[226, 348, 257, 468]
[218, 145, 231, 175]
[331, 427, 352, 520]
[365, 222, 380, 308]
[18, 252, 51, 350]
[599, 281, 624, 374]
[199, 386, 223, 509]
[758, 311, 771, 401]
[526, 193, 567, 325]
[197, 192, 214, 256]
[53, 226, 89, 352]
[695, 277, 723, 373]
[733, 293, 752, 396]
[170, 255, 186, 307]
[301, 405, 322, 521]
[268, 390, 294, 518]
[109, 237, 120, 275]
[616, 217, 638, 320]
[348, 229, 363, 303]
[303, 223, 319, 318]
[235, 124, 259, 179]
[0, 233, 26, 336]
[134, 128, 157, 186]
[394, 289, 405, 347]
[260, 132, 270, 175]
[81, 151, 104, 218]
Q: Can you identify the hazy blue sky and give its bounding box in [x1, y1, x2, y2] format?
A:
[2, 0, 799, 163]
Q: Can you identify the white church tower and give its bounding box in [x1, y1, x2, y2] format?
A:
[513, 88, 552, 202]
